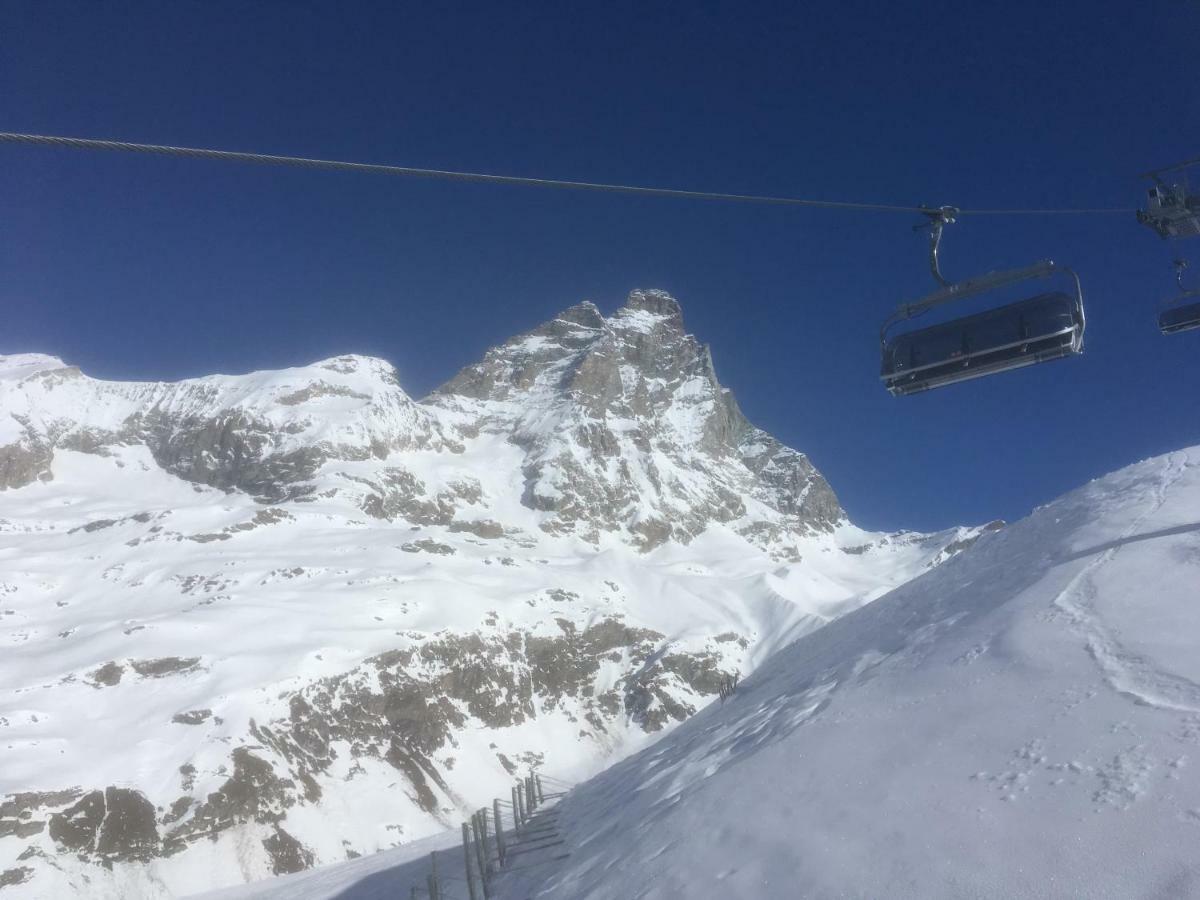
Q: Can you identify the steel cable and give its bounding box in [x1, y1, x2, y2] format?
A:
[0, 131, 1135, 217]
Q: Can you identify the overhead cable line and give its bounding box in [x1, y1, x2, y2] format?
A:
[0, 131, 1134, 217]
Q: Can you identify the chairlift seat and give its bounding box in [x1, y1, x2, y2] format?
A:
[1138, 187, 1200, 238]
[1159, 300, 1200, 335]
[882, 291, 1084, 396]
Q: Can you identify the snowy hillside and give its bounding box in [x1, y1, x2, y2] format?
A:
[212, 447, 1200, 900]
[0, 292, 986, 898]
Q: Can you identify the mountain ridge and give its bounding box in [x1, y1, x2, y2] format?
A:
[3, 290, 842, 554]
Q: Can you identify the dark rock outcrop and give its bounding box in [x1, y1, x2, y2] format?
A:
[0, 427, 54, 491]
[0, 867, 33, 888]
[47, 788, 158, 865]
[262, 827, 313, 875]
[130, 657, 201, 678]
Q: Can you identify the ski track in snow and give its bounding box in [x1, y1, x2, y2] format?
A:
[1052, 452, 1200, 714]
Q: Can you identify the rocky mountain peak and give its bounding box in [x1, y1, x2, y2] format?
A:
[428, 290, 843, 550]
[617, 288, 685, 330]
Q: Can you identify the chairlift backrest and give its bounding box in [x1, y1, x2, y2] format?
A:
[1159, 301, 1200, 335]
[880, 260, 1085, 396]
[1159, 259, 1200, 335]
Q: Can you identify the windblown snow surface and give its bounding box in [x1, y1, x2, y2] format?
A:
[211, 448, 1200, 899]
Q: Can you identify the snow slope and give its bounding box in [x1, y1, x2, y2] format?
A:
[224, 447, 1200, 899]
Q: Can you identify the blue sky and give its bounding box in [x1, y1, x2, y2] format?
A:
[2, 0, 1198, 531]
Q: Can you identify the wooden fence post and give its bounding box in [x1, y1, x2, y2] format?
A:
[516, 782, 527, 825]
[535, 772, 545, 803]
[476, 810, 493, 878]
[493, 798, 506, 866]
[480, 807, 493, 872]
[429, 851, 439, 900]
[471, 812, 491, 897]
[462, 822, 479, 900]
[526, 774, 535, 812]
[511, 785, 522, 831]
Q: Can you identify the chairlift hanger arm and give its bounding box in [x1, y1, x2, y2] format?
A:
[913, 206, 960, 287]
[1175, 258, 1200, 296]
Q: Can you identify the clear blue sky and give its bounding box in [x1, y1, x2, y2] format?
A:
[2, 0, 1198, 532]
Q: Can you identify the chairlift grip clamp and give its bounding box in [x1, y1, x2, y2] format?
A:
[915, 205, 960, 287]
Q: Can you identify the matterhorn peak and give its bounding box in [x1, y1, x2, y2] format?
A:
[622, 287, 684, 320]
[426, 289, 842, 549]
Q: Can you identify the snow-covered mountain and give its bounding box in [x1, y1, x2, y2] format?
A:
[208, 446, 1200, 900]
[0, 291, 989, 898]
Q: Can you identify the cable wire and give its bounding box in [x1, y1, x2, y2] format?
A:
[0, 131, 1135, 217]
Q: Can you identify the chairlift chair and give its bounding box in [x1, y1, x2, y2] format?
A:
[1137, 159, 1200, 240]
[1159, 258, 1200, 335]
[880, 207, 1086, 397]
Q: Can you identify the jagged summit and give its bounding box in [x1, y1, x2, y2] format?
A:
[428, 289, 842, 549]
[617, 287, 685, 328]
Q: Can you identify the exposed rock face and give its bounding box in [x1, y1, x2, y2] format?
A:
[171, 709, 212, 725]
[1, 791, 81, 841]
[0, 866, 33, 888]
[262, 827, 313, 875]
[217, 623, 737, 820]
[164, 747, 294, 849]
[129, 656, 201, 678]
[46, 788, 158, 865]
[0, 426, 53, 490]
[88, 662, 124, 687]
[0, 354, 452, 501]
[429, 290, 844, 551]
[14, 624, 740, 886]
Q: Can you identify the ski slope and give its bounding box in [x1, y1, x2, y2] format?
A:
[214, 447, 1200, 899]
